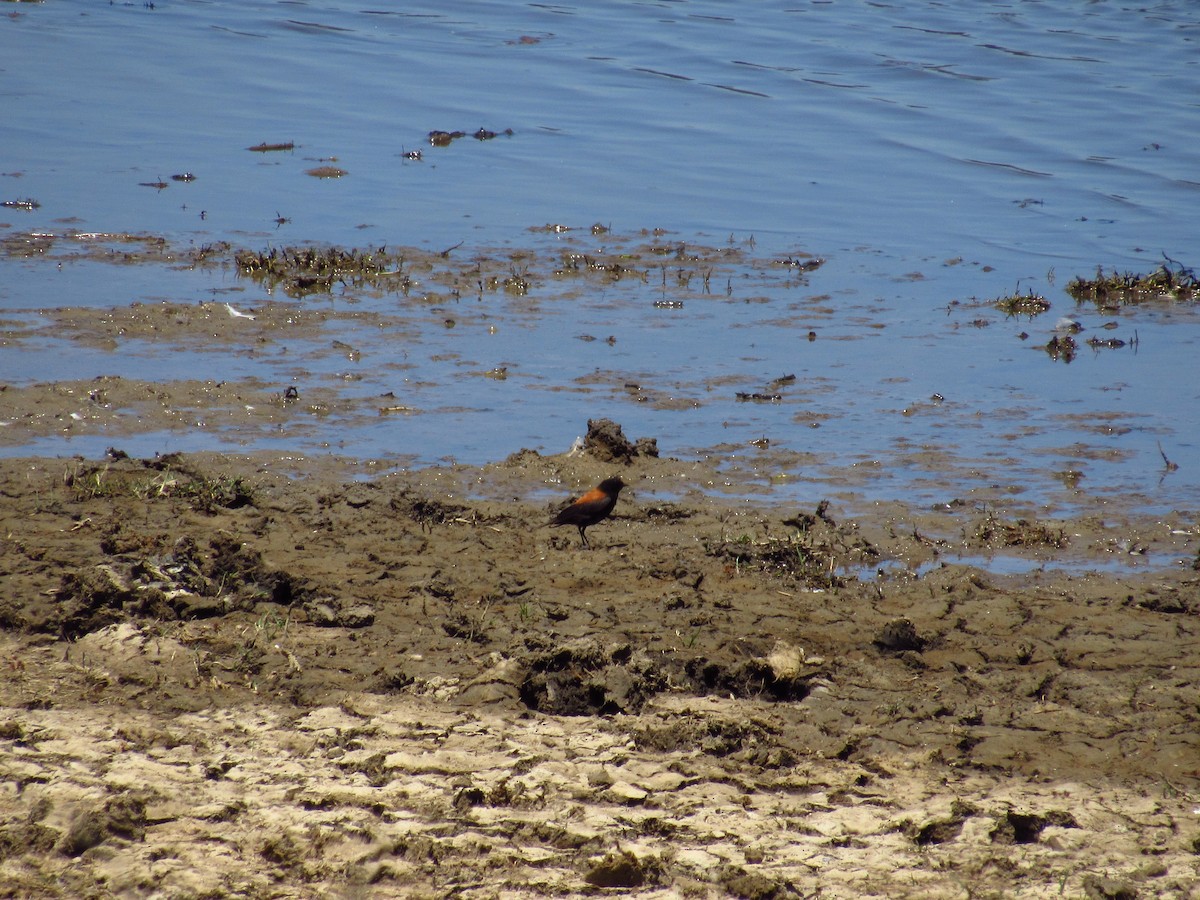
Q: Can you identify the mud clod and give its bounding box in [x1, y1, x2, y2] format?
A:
[583, 418, 657, 463]
[990, 809, 1078, 844]
[585, 849, 655, 888]
[518, 638, 666, 715]
[58, 795, 147, 857]
[720, 866, 792, 900]
[46, 527, 308, 639]
[873, 618, 926, 654]
[1081, 874, 1139, 900]
[683, 657, 812, 704]
[911, 801, 977, 846]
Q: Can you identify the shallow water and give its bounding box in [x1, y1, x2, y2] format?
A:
[2, 0, 1198, 514]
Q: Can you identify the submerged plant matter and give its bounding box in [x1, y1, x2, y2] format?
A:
[227, 233, 824, 301]
[995, 288, 1050, 318]
[1068, 258, 1199, 308]
[234, 245, 410, 297]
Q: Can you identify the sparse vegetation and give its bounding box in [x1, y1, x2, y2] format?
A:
[995, 288, 1051, 318]
[234, 245, 411, 297]
[65, 461, 253, 512]
[705, 504, 880, 588]
[974, 514, 1068, 549]
[1068, 258, 1199, 307]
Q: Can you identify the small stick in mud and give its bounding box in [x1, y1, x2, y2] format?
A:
[550, 476, 627, 548]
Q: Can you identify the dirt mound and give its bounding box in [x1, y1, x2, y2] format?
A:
[583, 417, 659, 463]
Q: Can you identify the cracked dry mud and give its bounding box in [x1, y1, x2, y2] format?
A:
[1, 448, 1198, 898]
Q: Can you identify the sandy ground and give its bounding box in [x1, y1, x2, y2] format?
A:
[1, 432, 1198, 898]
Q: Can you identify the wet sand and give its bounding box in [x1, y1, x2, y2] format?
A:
[1, 429, 1198, 897]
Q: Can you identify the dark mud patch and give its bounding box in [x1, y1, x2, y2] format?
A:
[64, 453, 254, 512]
[634, 712, 797, 767]
[56, 794, 148, 858]
[41, 529, 308, 640]
[517, 639, 665, 716]
[989, 808, 1079, 845]
[517, 637, 818, 716]
[1, 198, 40, 212]
[909, 799, 979, 847]
[872, 617, 927, 654]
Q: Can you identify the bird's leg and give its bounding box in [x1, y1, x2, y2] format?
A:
[578, 526, 589, 549]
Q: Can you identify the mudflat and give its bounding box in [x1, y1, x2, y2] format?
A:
[1, 428, 1197, 898]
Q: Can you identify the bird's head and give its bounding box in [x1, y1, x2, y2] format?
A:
[598, 476, 627, 496]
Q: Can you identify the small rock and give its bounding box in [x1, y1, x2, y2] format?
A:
[607, 781, 648, 805]
[307, 602, 340, 627]
[721, 866, 785, 900]
[1082, 874, 1138, 900]
[340, 604, 375, 628]
[641, 771, 685, 792]
[305, 600, 374, 628]
[59, 809, 107, 857]
[166, 589, 227, 619]
[765, 640, 806, 679]
[93, 564, 131, 593]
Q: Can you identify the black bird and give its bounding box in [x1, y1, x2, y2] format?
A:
[550, 476, 627, 548]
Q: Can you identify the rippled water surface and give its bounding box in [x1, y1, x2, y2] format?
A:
[2, 1, 1198, 513]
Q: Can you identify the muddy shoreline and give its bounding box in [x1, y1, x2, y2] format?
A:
[2, 232, 1199, 897]
[5, 230, 1195, 520]
[1, 437, 1198, 897]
